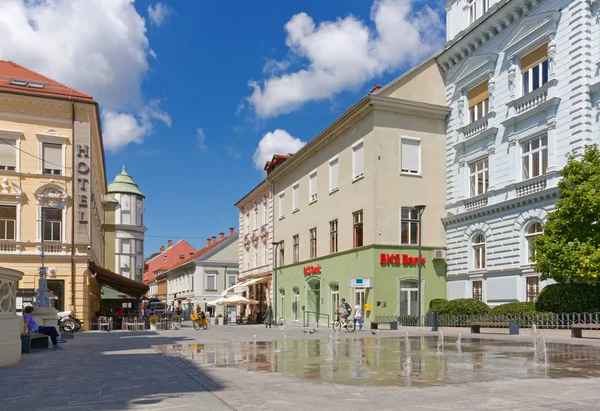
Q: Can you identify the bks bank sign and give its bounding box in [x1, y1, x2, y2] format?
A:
[379, 253, 425, 266]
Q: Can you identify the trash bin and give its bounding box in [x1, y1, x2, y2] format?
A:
[428, 311, 438, 331]
[390, 321, 398, 330]
[509, 322, 520, 335]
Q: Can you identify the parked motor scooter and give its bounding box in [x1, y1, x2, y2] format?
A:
[57, 311, 83, 332]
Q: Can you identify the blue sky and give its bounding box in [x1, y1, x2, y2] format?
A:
[0, 0, 445, 255]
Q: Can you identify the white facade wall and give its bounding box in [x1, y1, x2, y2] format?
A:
[113, 192, 145, 281]
[238, 186, 273, 275]
[439, 0, 594, 304]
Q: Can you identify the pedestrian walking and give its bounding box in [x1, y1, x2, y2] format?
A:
[263, 305, 273, 328]
[354, 301, 363, 331]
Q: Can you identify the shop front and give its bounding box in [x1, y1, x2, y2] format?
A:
[276, 246, 446, 328]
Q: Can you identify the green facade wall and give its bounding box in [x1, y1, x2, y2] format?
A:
[275, 245, 446, 327]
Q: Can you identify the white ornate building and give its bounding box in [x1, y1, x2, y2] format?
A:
[438, 0, 593, 304]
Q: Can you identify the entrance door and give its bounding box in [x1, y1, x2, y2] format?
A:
[330, 284, 339, 316]
[293, 289, 300, 321]
[279, 289, 285, 322]
[354, 288, 365, 315]
[47, 280, 64, 312]
[399, 280, 418, 317]
[306, 278, 320, 317]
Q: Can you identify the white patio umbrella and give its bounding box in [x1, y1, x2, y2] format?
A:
[206, 295, 259, 306]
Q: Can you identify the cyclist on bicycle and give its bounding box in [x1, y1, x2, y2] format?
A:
[336, 298, 352, 328]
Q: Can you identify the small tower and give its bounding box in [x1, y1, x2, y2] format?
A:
[104, 166, 146, 283]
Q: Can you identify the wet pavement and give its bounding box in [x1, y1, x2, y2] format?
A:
[2, 323, 600, 410]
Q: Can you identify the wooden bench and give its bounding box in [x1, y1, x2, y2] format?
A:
[571, 324, 600, 338]
[371, 321, 398, 330]
[21, 333, 50, 353]
[471, 322, 519, 335]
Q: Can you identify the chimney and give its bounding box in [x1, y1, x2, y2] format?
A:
[219, 232, 224, 240]
[211, 236, 217, 244]
[229, 227, 234, 235]
[369, 84, 382, 93]
[206, 238, 211, 246]
[167, 239, 173, 248]
[160, 246, 164, 253]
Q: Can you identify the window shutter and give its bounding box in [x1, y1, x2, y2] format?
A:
[0, 205, 16, 219]
[279, 193, 284, 217]
[520, 44, 548, 72]
[0, 140, 16, 168]
[353, 143, 364, 178]
[293, 185, 299, 210]
[309, 173, 317, 198]
[330, 159, 339, 190]
[401, 139, 420, 173]
[468, 81, 488, 108]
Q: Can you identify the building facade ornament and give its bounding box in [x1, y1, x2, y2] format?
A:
[508, 57, 517, 98]
[457, 89, 465, 125]
[488, 72, 495, 110]
[548, 34, 556, 79]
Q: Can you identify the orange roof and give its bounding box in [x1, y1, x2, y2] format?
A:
[264, 154, 290, 174]
[167, 230, 238, 273]
[144, 240, 196, 284]
[0, 60, 94, 101]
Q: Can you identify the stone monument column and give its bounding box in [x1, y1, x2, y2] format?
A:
[0, 267, 24, 367]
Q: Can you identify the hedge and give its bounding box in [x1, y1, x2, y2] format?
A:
[434, 298, 489, 316]
[535, 283, 600, 313]
[489, 302, 537, 315]
[428, 298, 448, 312]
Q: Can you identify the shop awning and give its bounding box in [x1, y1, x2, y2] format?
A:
[88, 261, 149, 298]
[224, 276, 270, 296]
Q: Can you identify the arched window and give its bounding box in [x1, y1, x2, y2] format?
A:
[525, 222, 543, 263]
[472, 233, 486, 270]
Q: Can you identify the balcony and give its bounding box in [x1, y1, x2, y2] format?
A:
[464, 194, 488, 212]
[0, 240, 19, 253]
[515, 175, 547, 197]
[504, 80, 559, 127]
[454, 113, 497, 151]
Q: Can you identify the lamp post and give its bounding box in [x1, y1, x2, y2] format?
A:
[415, 205, 426, 324]
[271, 241, 281, 325]
[36, 181, 66, 308]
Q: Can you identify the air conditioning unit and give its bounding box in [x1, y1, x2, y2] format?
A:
[432, 249, 446, 260]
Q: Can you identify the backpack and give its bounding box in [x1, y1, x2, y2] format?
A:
[343, 302, 352, 312]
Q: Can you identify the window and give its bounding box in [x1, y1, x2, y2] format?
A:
[42, 207, 62, 242]
[309, 228, 317, 258]
[468, 81, 488, 123]
[469, 157, 489, 197]
[206, 274, 216, 291]
[352, 142, 364, 180]
[293, 235, 299, 263]
[469, 0, 477, 24]
[330, 220, 338, 253]
[521, 135, 548, 180]
[309, 172, 318, 202]
[42, 143, 62, 175]
[329, 158, 339, 192]
[279, 241, 285, 266]
[255, 252, 259, 267]
[0, 205, 16, 240]
[136, 268, 142, 283]
[292, 184, 299, 212]
[525, 222, 543, 263]
[400, 207, 419, 245]
[472, 233, 486, 270]
[521, 44, 549, 95]
[120, 239, 130, 254]
[526, 276, 540, 302]
[246, 213, 250, 234]
[482, 0, 489, 13]
[353, 210, 363, 248]
[0, 140, 16, 171]
[121, 267, 130, 279]
[136, 240, 143, 255]
[263, 198, 267, 224]
[278, 193, 285, 218]
[472, 280, 483, 300]
[136, 199, 143, 226]
[254, 207, 258, 230]
[227, 274, 237, 289]
[400, 138, 421, 174]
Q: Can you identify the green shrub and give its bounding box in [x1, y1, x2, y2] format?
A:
[428, 298, 448, 312]
[536, 283, 600, 313]
[490, 302, 537, 315]
[435, 298, 490, 316]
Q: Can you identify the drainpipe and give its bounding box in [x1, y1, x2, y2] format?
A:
[70, 101, 76, 311]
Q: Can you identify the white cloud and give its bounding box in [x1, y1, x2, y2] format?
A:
[0, 0, 170, 151]
[247, 0, 444, 118]
[196, 128, 207, 151]
[148, 2, 172, 27]
[252, 129, 305, 170]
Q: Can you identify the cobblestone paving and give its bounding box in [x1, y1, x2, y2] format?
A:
[1, 324, 600, 410]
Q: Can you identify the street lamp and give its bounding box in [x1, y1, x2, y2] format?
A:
[415, 205, 426, 324]
[271, 241, 281, 325]
[36, 181, 66, 308]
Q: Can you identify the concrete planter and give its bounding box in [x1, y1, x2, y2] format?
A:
[0, 267, 24, 367]
[217, 317, 224, 326]
[150, 323, 157, 331]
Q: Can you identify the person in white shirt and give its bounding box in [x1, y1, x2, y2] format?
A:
[353, 301, 363, 331]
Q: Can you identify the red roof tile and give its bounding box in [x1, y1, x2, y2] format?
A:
[0, 60, 94, 101]
[144, 240, 196, 284]
[166, 231, 238, 273]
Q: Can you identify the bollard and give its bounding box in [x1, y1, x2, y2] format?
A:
[509, 322, 520, 335]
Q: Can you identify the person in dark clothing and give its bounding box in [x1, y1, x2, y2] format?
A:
[263, 306, 273, 328]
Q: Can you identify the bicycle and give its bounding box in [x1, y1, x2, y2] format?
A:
[191, 313, 209, 330]
[332, 313, 355, 332]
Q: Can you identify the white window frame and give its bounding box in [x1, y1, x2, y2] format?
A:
[0, 131, 21, 172]
[400, 207, 420, 245]
[469, 157, 489, 197]
[469, 98, 488, 124]
[37, 134, 67, 176]
[293, 234, 299, 263]
[472, 233, 486, 270]
[352, 140, 364, 181]
[400, 136, 422, 176]
[309, 227, 317, 259]
[120, 238, 131, 254]
[472, 279, 483, 300]
[521, 134, 548, 181]
[0, 204, 17, 241]
[521, 59, 549, 96]
[292, 183, 300, 212]
[330, 219, 338, 254]
[262, 196, 267, 225]
[40, 206, 65, 243]
[278, 192, 285, 219]
[525, 275, 540, 302]
[525, 222, 543, 264]
[227, 274, 237, 289]
[205, 273, 217, 291]
[329, 156, 339, 193]
[309, 171, 318, 203]
[254, 206, 258, 230]
[469, 0, 477, 24]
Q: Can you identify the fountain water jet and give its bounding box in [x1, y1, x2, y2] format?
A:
[456, 333, 462, 352]
[324, 331, 335, 362]
[405, 331, 411, 351]
[436, 330, 444, 355]
[401, 356, 413, 377]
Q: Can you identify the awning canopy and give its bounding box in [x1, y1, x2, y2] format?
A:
[88, 261, 149, 298]
[224, 276, 270, 296]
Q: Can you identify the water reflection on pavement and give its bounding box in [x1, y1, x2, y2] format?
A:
[154, 336, 600, 388]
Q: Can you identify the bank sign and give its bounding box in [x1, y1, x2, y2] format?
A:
[379, 253, 425, 266]
[303, 265, 321, 275]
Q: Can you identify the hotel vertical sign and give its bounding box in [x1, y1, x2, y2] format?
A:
[74, 121, 91, 244]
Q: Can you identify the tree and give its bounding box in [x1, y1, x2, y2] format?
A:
[533, 144, 600, 286]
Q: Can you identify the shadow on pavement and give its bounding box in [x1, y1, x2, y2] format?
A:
[0, 331, 227, 411]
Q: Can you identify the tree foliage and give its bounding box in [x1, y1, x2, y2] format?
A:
[532, 145, 600, 286]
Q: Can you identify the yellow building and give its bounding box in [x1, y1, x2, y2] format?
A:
[0, 60, 107, 329]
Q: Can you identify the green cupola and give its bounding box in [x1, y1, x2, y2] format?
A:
[107, 166, 144, 197]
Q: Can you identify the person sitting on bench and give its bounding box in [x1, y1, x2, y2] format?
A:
[23, 306, 66, 348]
